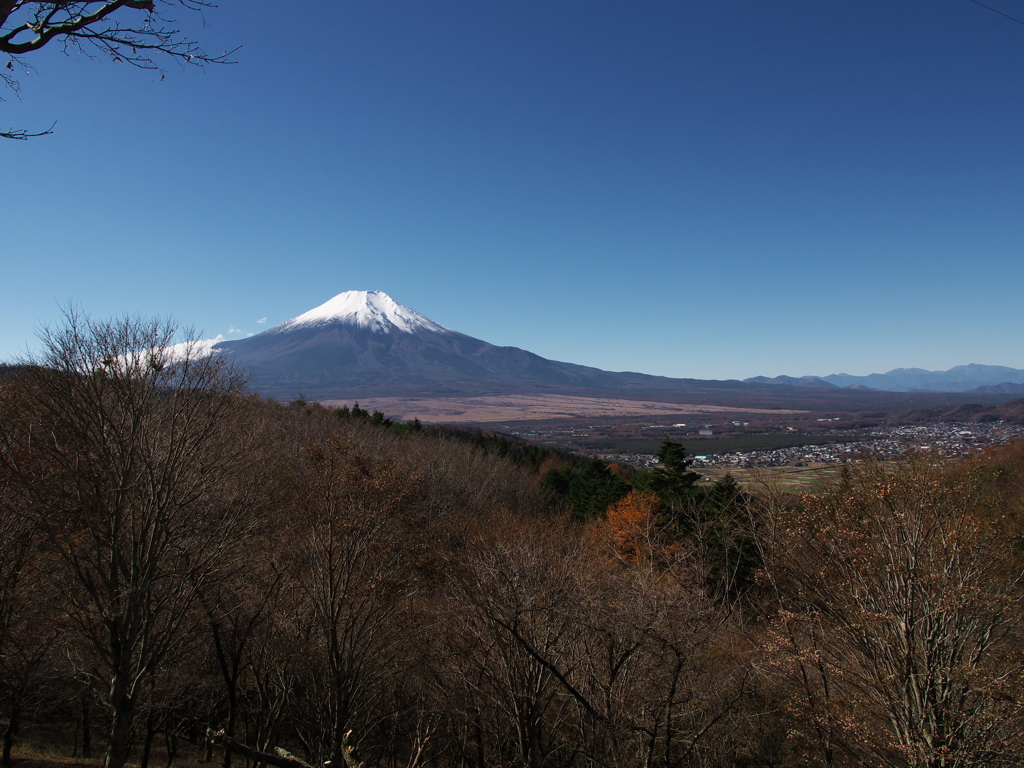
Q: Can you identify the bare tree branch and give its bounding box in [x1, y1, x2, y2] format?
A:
[208, 730, 318, 768]
[208, 729, 372, 768]
[1, 119, 52, 138]
[2, 1, 236, 139]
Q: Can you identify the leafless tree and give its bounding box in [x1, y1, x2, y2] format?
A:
[0, 309, 253, 768]
[200, 542, 292, 768]
[0, 436, 55, 768]
[1, 0, 236, 138]
[452, 518, 748, 768]
[760, 456, 1024, 767]
[449, 523, 588, 768]
[288, 438, 418, 767]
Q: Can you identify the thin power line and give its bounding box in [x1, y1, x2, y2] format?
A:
[970, 0, 1024, 27]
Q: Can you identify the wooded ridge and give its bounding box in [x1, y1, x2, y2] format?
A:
[2, 315, 1024, 768]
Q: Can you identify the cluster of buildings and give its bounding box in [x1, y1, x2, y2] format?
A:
[603, 422, 1024, 471]
[697, 422, 1024, 468]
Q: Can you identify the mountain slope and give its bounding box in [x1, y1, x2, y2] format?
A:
[212, 291, 1020, 411]
[215, 291, 697, 399]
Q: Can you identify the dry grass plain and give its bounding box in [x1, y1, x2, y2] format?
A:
[319, 394, 808, 423]
[701, 463, 844, 492]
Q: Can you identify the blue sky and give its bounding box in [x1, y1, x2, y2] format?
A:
[3, 0, 1023, 380]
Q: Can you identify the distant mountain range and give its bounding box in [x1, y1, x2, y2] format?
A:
[208, 291, 1021, 411]
[744, 365, 1024, 394]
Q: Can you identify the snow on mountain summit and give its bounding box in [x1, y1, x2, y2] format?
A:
[275, 290, 453, 335]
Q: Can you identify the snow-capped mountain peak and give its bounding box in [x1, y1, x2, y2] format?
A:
[274, 290, 453, 335]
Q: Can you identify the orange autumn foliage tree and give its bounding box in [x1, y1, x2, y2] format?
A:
[595, 490, 665, 564]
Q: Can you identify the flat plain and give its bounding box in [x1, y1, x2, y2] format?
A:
[319, 394, 809, 423]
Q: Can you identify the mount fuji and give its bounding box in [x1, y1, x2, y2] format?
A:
[212, 290, 734, 401]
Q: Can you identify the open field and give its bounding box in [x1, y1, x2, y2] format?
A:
[319, 394, 808, 423]
[700, 463, 844, 492]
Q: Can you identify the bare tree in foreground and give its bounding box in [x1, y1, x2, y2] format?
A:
[0, 309, 251, 768]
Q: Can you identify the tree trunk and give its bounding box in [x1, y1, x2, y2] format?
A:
[222, 689, 237, 768]
[2, 703, 19, 768]
[72, 705, 80, 758]
[164, 731, 177, 768]
[104, 680, 134, 768]
[82, 696, 92, 758]
[140, 711, 157, 768]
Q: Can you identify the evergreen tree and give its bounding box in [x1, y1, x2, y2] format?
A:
[656, 436, 701, 489]
[542, 457, 630, 520]
[633, 437, 701, 503]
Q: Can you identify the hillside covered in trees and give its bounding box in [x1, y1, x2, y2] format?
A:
[2, 315, 1024, 768]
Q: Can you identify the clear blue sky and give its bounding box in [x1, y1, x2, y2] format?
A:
[3, 0, 1023, 380]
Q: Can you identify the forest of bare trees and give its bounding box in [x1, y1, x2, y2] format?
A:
[1, 315, 1023, 768]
